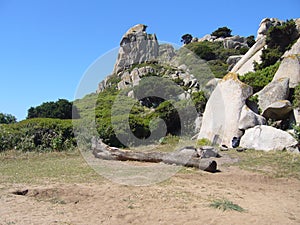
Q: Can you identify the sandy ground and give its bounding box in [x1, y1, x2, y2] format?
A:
[1, 164, 300, 225]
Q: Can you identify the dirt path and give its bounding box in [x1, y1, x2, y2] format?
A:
[1, 165, 300, 225]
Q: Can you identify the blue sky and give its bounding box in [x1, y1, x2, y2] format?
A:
[0, 0, 299, 120]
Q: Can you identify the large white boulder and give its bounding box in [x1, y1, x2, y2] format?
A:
[257, 78, 290, 112]
[230, 37, 265, 75]
[198, 73, 252, 147]
[262, 100, 293, 120]
[240, 125, 298, 151]
[238, 105, 266, 130]
[272, 37, 300, 88]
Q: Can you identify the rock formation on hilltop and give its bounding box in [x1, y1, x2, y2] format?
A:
[113, 24, 159, 74]
[93, 19, 300, 153]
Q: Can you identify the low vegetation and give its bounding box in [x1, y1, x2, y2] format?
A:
[209, 198, 245, 212]
[0, 118, 76, 152]
[228, 149, 300, 180]
[239, 62, 280, 92]
[185, 41, 249, 78]
[0, 150, 100, 184]
[0, 112, 16, 124]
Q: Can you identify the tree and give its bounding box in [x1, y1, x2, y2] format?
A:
[0, 113, 17, 124]
[181, 34, 193, 45]
[27, 99, 79, 119]
[246, 35, 256, 47]
[211, 27, 232, 38]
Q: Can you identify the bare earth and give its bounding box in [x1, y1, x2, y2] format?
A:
[1, 164, 300, 225]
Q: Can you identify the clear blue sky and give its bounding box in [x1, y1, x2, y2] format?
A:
[0, 0, 299, 120]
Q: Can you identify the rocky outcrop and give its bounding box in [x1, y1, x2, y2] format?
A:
[257, 78, 290, 112]
[198, 35, 249, 49]
[256, 18, 282, 41]
[262, 100, 293, 120]
[223, 35, 248, 49]
[117, 66, 155, 89]
[198, 73, 252, 147]
[226, 55, 243, 71]
[231, 18, 283, 75]
[113, 24, 159, 74]
[158, 44, 176, 63]
[272, 38, 300, 88]
[205, 78, 221, 96]
[240, 125, 298, 151]
[238, 105, 266, 130]
[230, 36, 265, 75]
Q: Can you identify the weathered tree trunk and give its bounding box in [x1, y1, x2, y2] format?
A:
[92, 139, 217, 173]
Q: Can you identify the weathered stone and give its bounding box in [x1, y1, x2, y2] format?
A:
[293, 108, 300, 124]
[272, 38, 300, 88]
[256, 18, 283, 41]
[194, 116, 202, 133]
[231, 18, 283, 75]
[223, 35, 248, 49]
[113, 24, 159, 74]
[231, 37, 265, 75]
[257, 78, 290, 112]
[197, 146, 220, 158]
[198, 73, 253, 147]
[198, 34, 216, 42]
[127, 90, 134, 98]
[178, 92, 191, 100]
[238, 105, 266, 130]
[240, 125, 298, 152]
[158, 44, 176, 63]
[262, 100, 293, 120]
[226, 55, 243, 71]
[205, 78, 221, 96]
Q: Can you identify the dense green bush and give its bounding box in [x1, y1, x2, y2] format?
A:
[246, 35, 256, 47]
[0, 118, 76, 152]
[211, 27, 232, 38]
[191, 91, 207, 113]
[185, 42, 216, 60]
[181, 34, 193, 45]
[292, 124, 300, 142]
[185, 41, 249, 78]
[0, 113, 17, 124]
[27, 99, 79, 119]
[292, 84, 300, 108]
[239, 62, 280, 92]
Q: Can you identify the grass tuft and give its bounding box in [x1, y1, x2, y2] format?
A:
[209, 198, 245, 212]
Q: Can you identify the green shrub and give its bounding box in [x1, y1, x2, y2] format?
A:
[0, 118, 76, 152]
[239, 62, 280, 92]
[246, 35, 256, 47]
[159, 134, 179, 145]
[185, 41, 249, 78]
[0, 112, 17, 124]
[292, 124, 300, 142]
[196, 138, 212, 146]
[211, 27, 232, 38]
[209, 198, 245, 212]
[191, 91, 207, 113]
[292, 84, 300, 108]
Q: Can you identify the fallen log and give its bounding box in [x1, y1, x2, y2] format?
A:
[92, 138, 217, 173]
